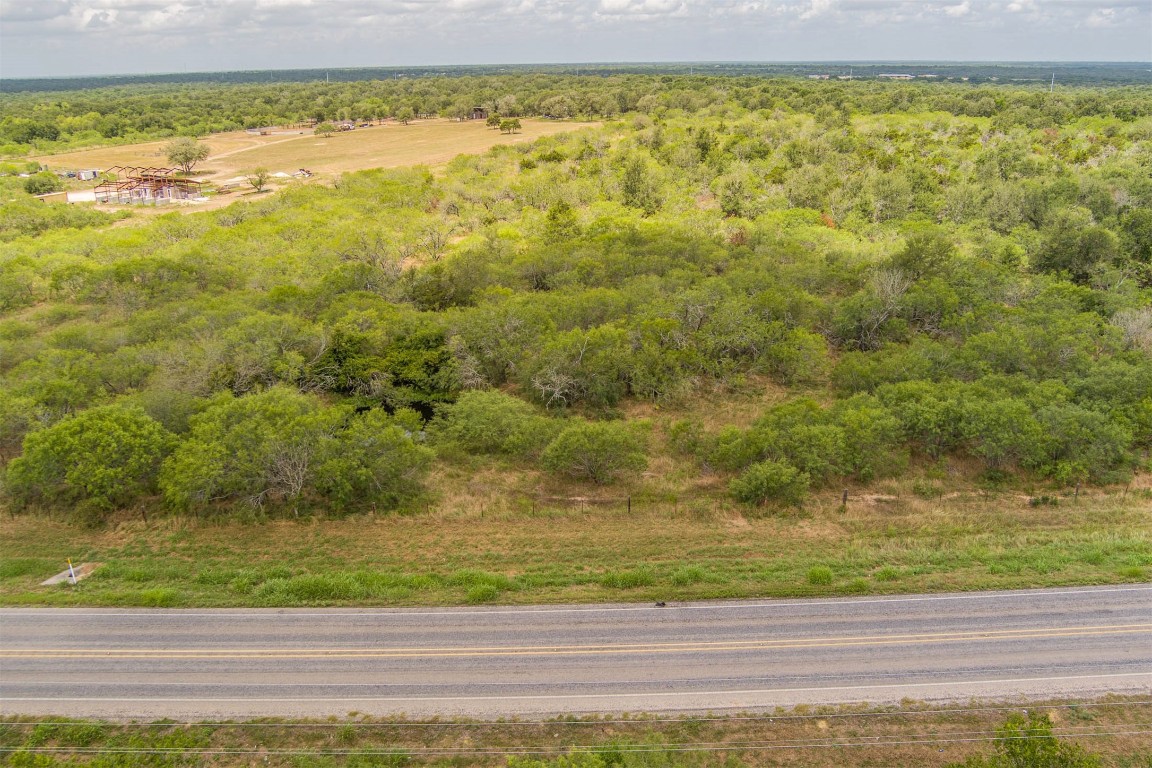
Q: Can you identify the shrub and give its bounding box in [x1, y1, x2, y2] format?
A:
[541, 421, 648, 484]
[730, 459, 809, 507]
[947, 712, 1101, 767]
[23, 172, 63, 195]
[434, 390, 558, 457]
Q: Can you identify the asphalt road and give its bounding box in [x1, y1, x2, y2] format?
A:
[1, 585, 1149, 719]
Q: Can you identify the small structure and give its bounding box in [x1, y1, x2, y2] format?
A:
[41, 562, 100, 585]
[94, 166, 203, 205]
[471, 106, 489, 120]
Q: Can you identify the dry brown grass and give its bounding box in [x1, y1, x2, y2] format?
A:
[1, 697, 1147, 767]
[35, 119, 596, 184]
[1, 481, 1148, 607]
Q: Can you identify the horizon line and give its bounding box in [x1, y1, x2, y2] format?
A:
[3, 60, 1150, 83]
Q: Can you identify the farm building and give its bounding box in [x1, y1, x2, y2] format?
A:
[94, 167, 203, 205]
[471, 107, 489, 120]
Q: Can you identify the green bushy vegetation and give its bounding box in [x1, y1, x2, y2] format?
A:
[1, 75, 1151, 526]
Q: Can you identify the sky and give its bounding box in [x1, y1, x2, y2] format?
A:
[1, 0, 1150, 79]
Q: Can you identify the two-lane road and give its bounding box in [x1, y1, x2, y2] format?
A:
[1, 585, 1149, 718]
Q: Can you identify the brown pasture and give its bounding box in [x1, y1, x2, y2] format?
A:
[34, 118, 596, 184]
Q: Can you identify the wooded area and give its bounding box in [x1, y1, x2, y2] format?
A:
[1, 74, 1150, 522]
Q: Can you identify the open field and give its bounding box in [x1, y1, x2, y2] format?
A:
[34, 118, 595, 183]
[0, 698, 1148, 767]
[2, 485, 1148, 607]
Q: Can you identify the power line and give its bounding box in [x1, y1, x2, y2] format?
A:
[3, 728, 1150, 757]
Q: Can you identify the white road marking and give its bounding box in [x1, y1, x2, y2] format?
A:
[3, 672, 1149, 703]
[3, 585, 1149, 619]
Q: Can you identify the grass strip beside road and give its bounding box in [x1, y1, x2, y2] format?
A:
[0, 698, 1148, 767]
[1, 493, 1149, 607]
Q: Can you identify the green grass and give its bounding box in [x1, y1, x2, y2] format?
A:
[0, 697, 1147, 767]
[1, 491, 1148, 608]
[806, 566, 834, 586]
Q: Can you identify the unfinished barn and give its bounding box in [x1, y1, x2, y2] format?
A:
[94, 167, 204, 205]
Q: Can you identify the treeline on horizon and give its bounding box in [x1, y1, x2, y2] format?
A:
[2, 70, 1151, 157]
[0, 75, 1150, 521]
[3, 60, 1151, 94]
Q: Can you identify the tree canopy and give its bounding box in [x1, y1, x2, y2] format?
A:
[1, 73, 1150, 518]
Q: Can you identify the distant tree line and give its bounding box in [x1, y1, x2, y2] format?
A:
[2, 74, 1150, 157]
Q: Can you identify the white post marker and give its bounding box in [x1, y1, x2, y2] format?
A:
[67, 558, 77, 586]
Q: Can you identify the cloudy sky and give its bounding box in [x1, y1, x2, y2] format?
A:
[1, 0, 1149, 79]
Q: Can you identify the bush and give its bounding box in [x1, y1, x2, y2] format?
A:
[541, 421, 648, 484]
[948, 711, 1101, 767]
[434, 390, 558, 457]
[23, 172, 63, 195]
[730, 459, 809, 507]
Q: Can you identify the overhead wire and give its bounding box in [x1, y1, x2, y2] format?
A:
[2, 728, 1151, 757]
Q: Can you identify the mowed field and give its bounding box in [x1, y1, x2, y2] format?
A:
[34, 118, 596, 183]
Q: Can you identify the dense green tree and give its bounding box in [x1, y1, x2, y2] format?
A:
[159, 388, 339, 512]
[890, 228, 956, 280]
[1033, 209, 1119, 282]
[313, 408, 433, 512]
[618, 155, 662, 215]
[5, 405, 174, 512]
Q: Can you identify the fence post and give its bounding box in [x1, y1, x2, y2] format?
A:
[841, 489, 849, 509]
[627, 496, 631, 514]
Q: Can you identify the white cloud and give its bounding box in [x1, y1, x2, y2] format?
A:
[1, 0, 1149, 77]
[943, 1, 970, 18]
